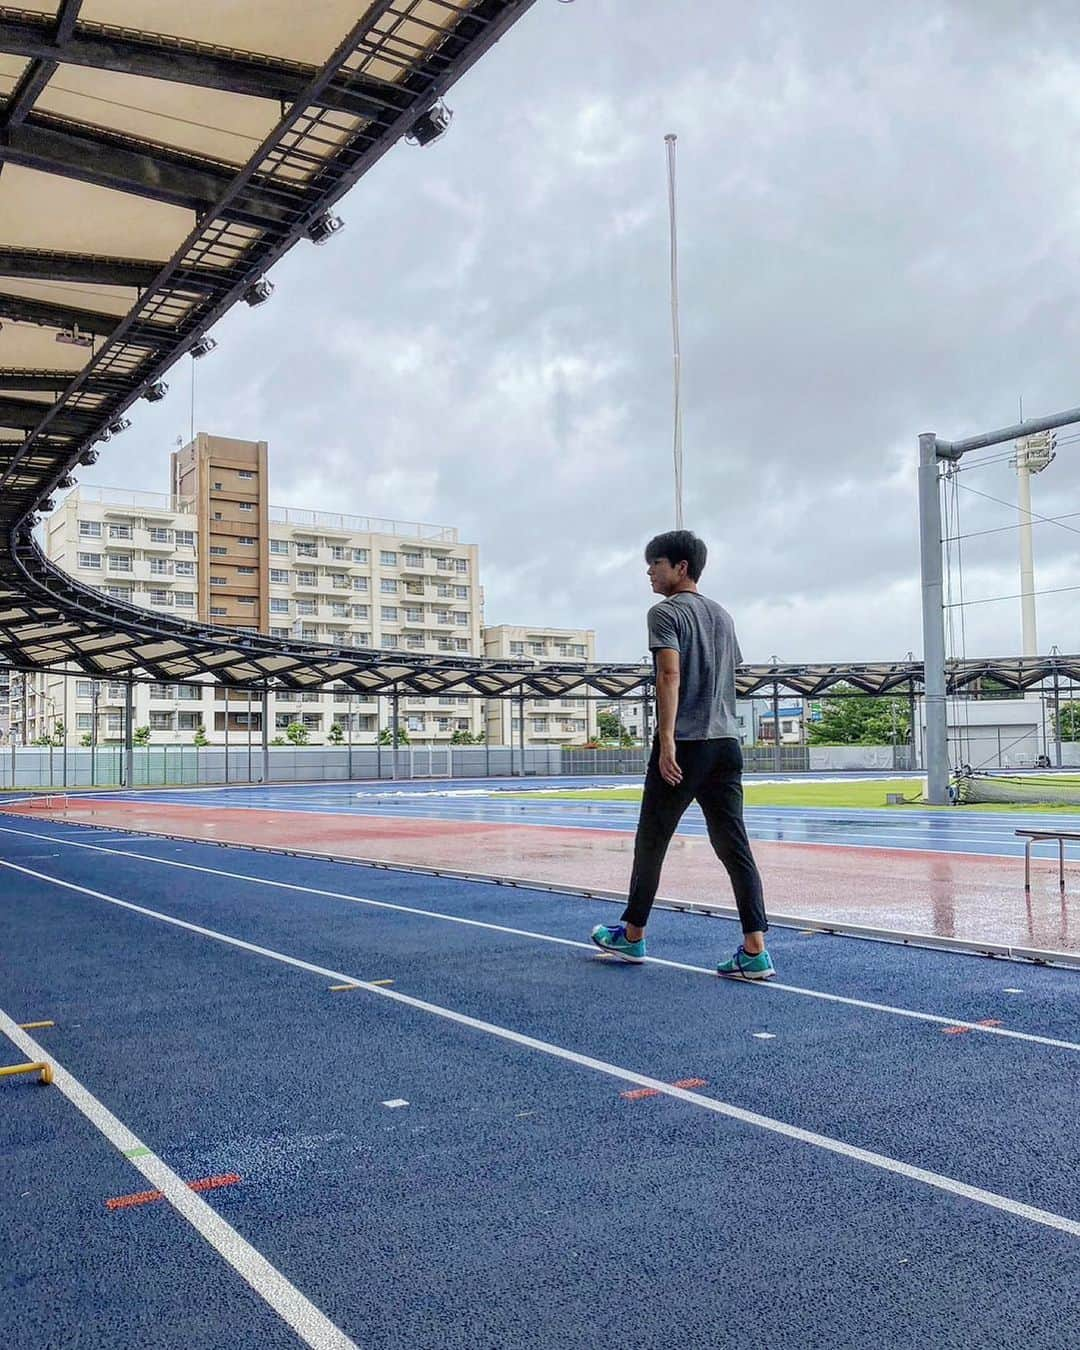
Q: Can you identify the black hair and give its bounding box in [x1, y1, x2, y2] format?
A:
[644, 530, 707, 581]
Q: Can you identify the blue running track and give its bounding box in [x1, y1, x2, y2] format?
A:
[1, 815, 1078, 1349]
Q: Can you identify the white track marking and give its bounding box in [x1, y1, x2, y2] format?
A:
[0, 824, 1076, 1053]
[3, 860, 1079, 1242]
[0, 1009, 357, 1350]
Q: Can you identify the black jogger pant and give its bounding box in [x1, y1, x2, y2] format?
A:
[621, 737, 768, 934]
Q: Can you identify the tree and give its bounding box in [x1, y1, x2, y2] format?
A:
[193, 723, 208, 748]
[806, 684, 910, 746]
[597, 710, 636, 746]
[1057, 702, 1080, 741]
[327, 722, 345, 745]
[285, 721, 309, 746]
[271, 736, 287, 746]
[377, 725, 410, 746]
[80, 732, 92, 747]
[133, 724, 151, 746]
[52, 720, 65, 746]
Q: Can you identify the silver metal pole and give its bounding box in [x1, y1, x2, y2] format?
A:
[918, 433, 949, 804]
[518, 690, 526, 777]
[62, 668, 69, 788]
[123, 680, 134, 789]
[247, 688, 253, 783]
[391, 687, 400, 780]
[665, 133, 684, 530]
[772, 682, 780, 773]
[1054, 669, 1062, 768]
[1017, 457, 1037, 656]
[261, 686, 270, 783]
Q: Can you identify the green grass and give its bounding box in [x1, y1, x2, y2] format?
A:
[501, 776, 1080, 812]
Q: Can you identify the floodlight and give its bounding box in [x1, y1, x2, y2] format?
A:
[38, 496, 55, 513]
[306, 212, 345, 245]
[143, 380, 168, 403]
[56, 475, 74, 488]
[78, 448, 99, 465]
[107, 416, 131, 436]
[406, 101, 452, 147]
[189, 336, 217, 359]
[243, 278, 275, 306]
[56, 326, 93, 349]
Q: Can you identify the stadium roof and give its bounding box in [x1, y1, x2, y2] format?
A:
[2, 5, 1079, 702]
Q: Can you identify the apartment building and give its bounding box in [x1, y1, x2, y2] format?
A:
[24, 434, 486, 747]
[483, 625, 597, 746]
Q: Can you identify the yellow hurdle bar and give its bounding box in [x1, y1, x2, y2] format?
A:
[0, 1062, 53, 1084]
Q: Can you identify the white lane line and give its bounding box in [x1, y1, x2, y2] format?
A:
[0, 1009, 357, 1350]
[3, 861, 1078, 1242]
[1, 825, 1076, 1054]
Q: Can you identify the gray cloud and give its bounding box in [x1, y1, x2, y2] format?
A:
[100, 1, 1080, 664]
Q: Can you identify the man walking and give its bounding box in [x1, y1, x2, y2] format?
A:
[590, 530, 774, 979]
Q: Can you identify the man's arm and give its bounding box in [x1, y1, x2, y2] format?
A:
[654, 647, 683, 786]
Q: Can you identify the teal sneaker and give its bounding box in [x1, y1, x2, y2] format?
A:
[590, 923, 646, 963]
[717, 945, 776, 981]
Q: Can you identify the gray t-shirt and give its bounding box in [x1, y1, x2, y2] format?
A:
[647, 591, 742, 740]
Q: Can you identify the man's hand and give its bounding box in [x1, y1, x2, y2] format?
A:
[658, 736, 682, 786]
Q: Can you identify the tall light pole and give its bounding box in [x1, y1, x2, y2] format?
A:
[1012, 431, 1055, 657]
[665, 133, 684, 529]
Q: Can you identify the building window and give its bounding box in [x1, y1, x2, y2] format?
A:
[78, 520, 101, 538]
[296, 600, 315, 615]
[403, 552, 422, 567]
[150, 558, 171, 575]
[150, 712, 173, 730]
[379, 550, 397, 566]
[454, 638, 469, 651]
[238, 502, 253, 512]
[237, 595, 256, 604]
[78, 551, 101, 570]
[148, 527, 172, 543]
[175, 560, 195, 577]
[380, 578, 397, 594]
[295, 570, 316, 586]
[436, 557, 452, 572]
[238, 469, 254, 480]
[175, 591, 195, 607]
[270, 539, 289, 555]
[436, 584, 452, 598]
[174, 685, 200, 701]
[109, 522, 133, 540]
[149, 589, 170, 605]
[381, 606, 398, 622]
[210, 605, 227, 616]
[352, 577, 368, 592]
[295, 542, 316, 557]
[270, 626, 288, 638]
[407, 717, 425, 733]
[454, 612, 468, 625]
[175, 529, 194, 547]
[381, 634, 398, 649]
[107, 554, 132, 572]
[455, 558, 468, 573]
[210, 576, 226, 587]
[237, 536, 256, 545]
[510, 642, 524, 655]
[454, 586, 468, 599]
[76, 713, 92, 730]
[270, 598, 289, 615]
[76, 680, 93, 698]
[270, 568, 289, 584]
[351, 604, 369, 620]
[213, 480, 223, 490]
[330, 545, 346, 560]
[353, 548, 368, 563]
[405, 608, 423, 623]
[209, 545, 227, 556]
[237, 566, 255, 575]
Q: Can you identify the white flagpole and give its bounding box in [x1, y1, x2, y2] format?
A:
[665, 133, 684, 530]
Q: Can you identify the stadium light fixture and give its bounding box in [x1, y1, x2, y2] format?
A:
[55, 326, 93, 349]
[78, 448, 99, 465]
[106, 417, 131, 436]
[189, 336, 217, 359]
[143, 380, 168, 403]
[56, 475, 74, 488]
[306, 212, 345, 245]
[243, 278, 275, 307]
[406, 101, 452, 147]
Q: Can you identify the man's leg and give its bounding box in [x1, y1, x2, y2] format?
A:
[621, 740, 698, 938]
[694, 740, 768, 952]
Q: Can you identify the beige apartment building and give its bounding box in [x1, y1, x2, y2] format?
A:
[17, 434, 485, 747]
[484, 625, 597, 747]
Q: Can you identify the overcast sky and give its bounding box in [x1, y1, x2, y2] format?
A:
[87, 0, 1080, 665]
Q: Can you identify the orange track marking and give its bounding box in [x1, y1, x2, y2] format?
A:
[106, 1171, 241, 1210]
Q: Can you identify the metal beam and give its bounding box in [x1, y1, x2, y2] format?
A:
[0, 370, 75, 392]
[0, 3, 83, 130]
[0, 117, 306, 226]
[0, 247, 167, 289]
[0, 13, 406, 121]
[0, 395, 94, 435]
[0, 291, 117, 336]
[937, 405, 1080, 459]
